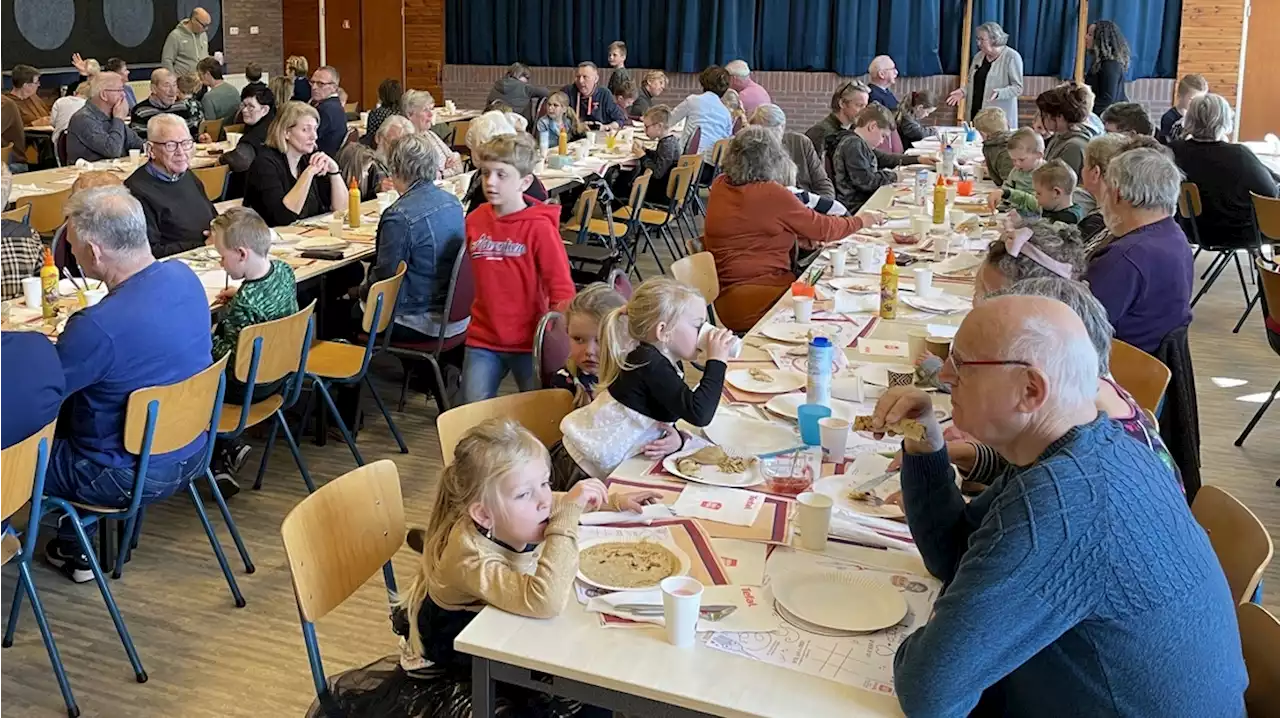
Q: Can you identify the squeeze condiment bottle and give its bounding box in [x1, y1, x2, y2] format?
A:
[932, 175, 947, 225]
[40, 248, 59, 320]
[879, 247, 899, 320]
[558, 127, 569, 156]
[347, 178, 362, 228]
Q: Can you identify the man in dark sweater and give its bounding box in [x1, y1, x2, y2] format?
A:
[562, 62, 628, 130]
[130, 68, 202, 140]
[309, 65, 349, 156]
[124, 114, 217, 258]
[879, 296, 1246, 717]
[830, 104, 917, 212]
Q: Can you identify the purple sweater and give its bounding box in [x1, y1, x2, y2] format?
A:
[1086, 216, 1193, 353]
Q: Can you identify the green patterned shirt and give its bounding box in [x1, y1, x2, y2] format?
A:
[212, 259, 299, 361]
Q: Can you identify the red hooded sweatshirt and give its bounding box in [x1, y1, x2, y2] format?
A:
[464, 196, 576, 353]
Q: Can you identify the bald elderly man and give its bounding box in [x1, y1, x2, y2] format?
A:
[876, 296, 1245, 717]
[163, 7, 213, 76]
[867, 55, 899, 111]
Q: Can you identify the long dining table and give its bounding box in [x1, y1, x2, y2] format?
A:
[454, 178, 998, 717]
[7, 142, 229, 203]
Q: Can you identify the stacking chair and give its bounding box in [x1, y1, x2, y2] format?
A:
[2, 204, 31, 224]
[1238, 602, 1280, 716]
[708, 138, 731, 182]
[386, 248, 473, 415]
[1235, 256, 1280, 455]
[280, 460, 404, 713]
[1108, 339, 1172, 416]
[562, 188, 621, 283]
[193, 164, 230, 202]
[301, 263, 410, 467]
[533, 311, 569, 389]
[614, 164, 697, 264]
[672, 251, 722, 326]
[673, 154, 705, 242]
[199, 118, 224, 141]
[578, 170, 658, 277]
[683, 126, 703, 156]
[55, 133, 68, 166]
[1191, 485, 1273, 604]
[218, 302, 318, 492]
[1, 142, 10, 160]
[223, 123, 245, 136]
[16, 187, 72, 235]
[449, 119, 472, 154]
[437, 389, 576, 466]
[1185, 182, 1259, 333]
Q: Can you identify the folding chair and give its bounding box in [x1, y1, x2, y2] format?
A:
[223, 123, 245, 136]
[437, 389, 576, 466]
[1108, 339, 1172, 416]
[533, 311, 570, 389]
[1235, 256, 1280, 453]
[386, 248, 473, 415]
[280, 460, 404, 713]
[193, 164, 230, 202]
[671, 251, 722, 326]
[301, 263, 410, 467]
[1191, 485, 1273, 604]
[1238, 602, 1280, 716]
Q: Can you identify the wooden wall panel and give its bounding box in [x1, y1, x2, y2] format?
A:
[361, 0, 405, 109]
[1241, 0, 1280, 140]
[1177, 0, 1247, 113]
[324, 0, 364, 109]
[282, 0, 321, 81]
[405, 0, 445, 100]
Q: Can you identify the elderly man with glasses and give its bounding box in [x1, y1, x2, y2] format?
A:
[130, 68, 204, 140]
[65, 72, 144, 163]
[309, 65, 347, 156]
[123, 114, 217, 258]
[872, 296, 1246, 716]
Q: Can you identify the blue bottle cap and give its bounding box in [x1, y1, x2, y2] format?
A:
[811, 336, 831, 348]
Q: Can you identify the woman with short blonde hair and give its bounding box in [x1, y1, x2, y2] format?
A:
[286, 55, 312, 101]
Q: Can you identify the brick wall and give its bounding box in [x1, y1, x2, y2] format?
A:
[443, 64, 1175, 131]
[223, 0, 285, 77]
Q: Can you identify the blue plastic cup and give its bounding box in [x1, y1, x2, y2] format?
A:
[797, 404, 833, 446]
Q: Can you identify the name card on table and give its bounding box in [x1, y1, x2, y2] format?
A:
[856, 338, 910, 358]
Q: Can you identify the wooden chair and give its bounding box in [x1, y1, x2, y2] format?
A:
[16, 187, 72, 235]
[449, 119, 472, 154]
[222, 123, 245, 136]
[343, 102, 359, 114]
[386, 248, 473, 415]
[533, 311, 569, 389]
[1108, 339, 1172, 416]
[615, 165, 693, 266]
[193, 164, 230, 202]
[561, 187, 622, 284]
[1235, 256, 1280, 451]
[199, 118, 224, 141]
[562, 188, 601, 245]
[1, 142, 11, 161]
[1191, 485, 1273, 604]
[302, 263, 410, 467]
[672, 154, 705, 240]
[1189, 180, 1260, 333]
[437, 389, 576, 466]
[597, 170, 659, 277]
[708, 138, 731, 181]
[1, 204, 31, 224]
[1238, 602, 1280, 716]
[280, 460, 404, 709]
[218, 302, 319, 492]
[672, 251, 722, 326]
[0, 421, 80, 716]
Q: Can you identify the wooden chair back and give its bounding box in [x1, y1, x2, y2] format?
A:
[343, 102, 358, 114]
[281, 460, 405, 622]
[665, 164, 695, 210]
[450, 120, 472, 151]
[124, 354, 229, 456]
[361, 262, 407, 335]
[672, 252, 721, 306]
[199, 119, 224, 140]
[709, 138, 731, 167]
[1251, 191, 1280, 243]
[1108, 339, 1172, 415]
[1177, 182, 1202, 218]
[1, 205, 31, 224]
[1, 142, 11, 160]
[0, 420, 56, 522]
[16, 187, 72, 235]
[234, 301, 317, 384]
[223, 123, 245, 136]
[193, 164, 230, 201]
[625, 170, 652, 217]
[565, 188, 600, 236]
[1191, 485, 1274, 604]
[1239, 602, 1280, 716]
[437, 389, 576, 466]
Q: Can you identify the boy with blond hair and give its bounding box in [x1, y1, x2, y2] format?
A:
[973, 107, 1013, 185]
[1158, 74, 1208, 144]
[462, 133, 575, 404]
[987, 127, 1045, 213]
[1032, 159, 1084, 225]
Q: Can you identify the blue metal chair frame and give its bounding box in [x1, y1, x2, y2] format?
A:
[218, 314, 319, 493]
[302, 563, 399, 707]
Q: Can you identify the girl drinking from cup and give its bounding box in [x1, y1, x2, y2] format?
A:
[535, 91, 586, 149]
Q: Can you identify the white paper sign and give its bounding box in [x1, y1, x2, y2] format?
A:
[672, 484, 766, 527]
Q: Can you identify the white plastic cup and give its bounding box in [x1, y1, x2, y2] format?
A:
[328, 219, 345, 238]
[376, 192, 393, 211]
[913, 267, 935, 297]
[949, 209, 966, 227]
[911, 214, 930, 241]
[586, 131, 599, 146]
[697, 322, 742, 359]
[795, 492, 833, 552]
[445, 100, 457, 113]
[21, 277, 42, 308]
[857, 244, 877, 272]
[818, 417, 850, 463]
[661, 576, 704, 647]
[934, 232, 951, 260]
[973, 163, 986, 182]
[128, 149, 142, 165]
[359, 111, 369, 125]
[907, 328, 929, 361]
[574, 142, 590, 160]
[830, 249, 848, 277]
[83, 288, 107, 307]
[226, 132, 242, 148]
[793, 295, 814, 323]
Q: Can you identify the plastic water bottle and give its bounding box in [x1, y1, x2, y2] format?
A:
[941, 143, 956, 178]
[806, 336, 833, 407]
[914, 169, 929, 207]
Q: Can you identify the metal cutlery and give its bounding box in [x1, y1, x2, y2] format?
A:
[612, 604, 738, 621]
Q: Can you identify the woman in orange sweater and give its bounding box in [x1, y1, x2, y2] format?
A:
[703, 127, 882, 331]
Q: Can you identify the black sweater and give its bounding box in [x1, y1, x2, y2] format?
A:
[243, 146, 334, 227]
[1085, 58, 1127, 115]
[124, 166, 217, 258]
[1170, 139, 1280, 249]
[609, 343, 726, 427]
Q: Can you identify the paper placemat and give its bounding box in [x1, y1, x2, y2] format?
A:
[606, 478, 791, 545]
[672, 484, 767, 526]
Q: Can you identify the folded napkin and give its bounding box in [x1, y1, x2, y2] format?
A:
[672, 484, 766, 527]
[588, 585, 782, 632]
[74, 158, 93, 170]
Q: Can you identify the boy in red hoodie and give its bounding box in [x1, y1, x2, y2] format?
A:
[462, 132, 576, 403]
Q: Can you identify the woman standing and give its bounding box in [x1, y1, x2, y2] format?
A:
[1084, 21, 1130, 115]
[946, 22, 1025, 128]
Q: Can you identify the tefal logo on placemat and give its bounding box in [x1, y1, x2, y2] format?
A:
[744, 495, 761, 509]
[700, 501, 723, 510]
[740, 587, 759, 607]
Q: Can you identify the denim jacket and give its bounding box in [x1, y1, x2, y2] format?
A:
[370, 180, 466, 318]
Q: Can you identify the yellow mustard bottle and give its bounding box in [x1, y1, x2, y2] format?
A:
[348, 177, 361, 228]
[558, 127, 568, 156]
[879, 247, 899, 320]
[40, 249, 59, 320]
[931, 175, 947, 225]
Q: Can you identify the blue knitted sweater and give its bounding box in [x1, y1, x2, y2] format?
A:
[892, 416, 1246, 717]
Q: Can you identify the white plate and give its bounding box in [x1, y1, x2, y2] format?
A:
[704, 412, 799, 456]
[853, 364, 891, 387]
[764, 394, 861, 423]
[575, 538, 691, 593]
[725, 368, 806, 395]
[901, 293, 972, 315]
[757, 322, 853, 345]
[826, 277, 879, 294]
[773, 570, 907, 633]
[662, 447, 766, 488]
[812, 475, 905, 519]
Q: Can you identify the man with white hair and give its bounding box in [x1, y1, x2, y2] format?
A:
[130, 68, 202, 139]
[877, 296, 1246, 716]
[162, 7, 213, 76]
[124, 114, 217, 257]
[66, 71, 144, 163]
[867, 55, 899, 110]
[309, 65, 347, 156]
[43, 187, 214, 583]
[725, 59, 771, 115]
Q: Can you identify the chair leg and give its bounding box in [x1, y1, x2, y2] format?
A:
[425, 357, 451, 414]
[1191, 251, 1232, 307]
[363, 375, 408, 453]
[186, 483, 246, 608]
[111, 515, 138, 580]
[205, 469, 255, 573]
[1235, 377, 1280, 446]
[1200, 250, 1226, 280]
[640, 225, 666, 274]
[397, 360, 412, 413]
[64, 512, 147, 682]
[18, 565, 80, 718]
[3, 565, 26, 647]
[313, 378, 365, 466]
[275, 411, 317, 493]
[251, 420, 280, 491]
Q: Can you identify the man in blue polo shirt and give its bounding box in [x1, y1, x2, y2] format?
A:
[44, 186, 212, 583]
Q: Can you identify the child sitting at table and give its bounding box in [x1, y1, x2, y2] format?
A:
[208, 207, 299, 496]
[309, 419, 657, 718]
[1031, 160, 1084, 225]
[985, 127, 1044, 214]
[973, 107, 1013, 186]
[534, 91, 585, 149]
[549, 282, 626, 408]
[554, 277, 737, 484]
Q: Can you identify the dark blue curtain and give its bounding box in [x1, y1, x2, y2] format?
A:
[1083, 0, 1182, 80]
